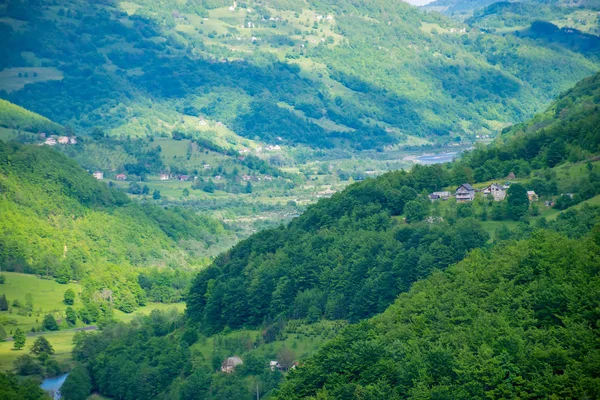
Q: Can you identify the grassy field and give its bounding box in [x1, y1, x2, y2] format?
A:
[0, 272, 82, 332]
[0, 67, 63, 92]
[0, 272, 186, 371]
[0, 329, 76, 372]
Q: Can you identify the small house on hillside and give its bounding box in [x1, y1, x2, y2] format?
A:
[430, 191, 450, 200]
[160, 174, 170, 181]
[486, 183, 506, 201]
[270, 361, 281, 371]
[93, 171, 104, 180]
[44, 138, 57, 146]
[221, 356, 243, 373]
[58, 136, 69, 144]
[178, 175, 189, 181]
[116, 174, 127, 181]
[527, 191, 538, 202]
[456, 184, 475, 202]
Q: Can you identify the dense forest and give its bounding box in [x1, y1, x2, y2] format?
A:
[0, 141, 232, 312]
[275, 227, 600, 399]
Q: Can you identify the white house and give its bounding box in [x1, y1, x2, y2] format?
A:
[93, 171, 104, 180]
[527, 191, 538, 202]
[455, 184, 475, 202]
[44, 138, 57, 146]
[487, 183, 506, 201]
[221, 356, 243, 373]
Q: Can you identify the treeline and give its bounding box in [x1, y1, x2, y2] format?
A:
[275, 227, 600, 399]
[0, 141, 230, 312]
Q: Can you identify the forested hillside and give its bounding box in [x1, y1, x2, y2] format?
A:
[187, 167, 489, 333]
[0, 99, 62, 134]
[0, 141, 233, 311]
[275, 228, 600, 399]
[0, 0, 598, 150]
[188, 71, 600, 333]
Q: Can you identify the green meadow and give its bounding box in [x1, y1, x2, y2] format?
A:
[0, 272, 186, 372]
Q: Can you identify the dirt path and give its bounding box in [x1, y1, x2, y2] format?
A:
[5, 325, 97, 341]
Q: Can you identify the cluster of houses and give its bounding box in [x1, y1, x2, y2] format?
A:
[220, 356, 298, 374]
[238, 145, 281, 155]
[159, 173, 192, 181]
[42, 135, 77, 146]
[91, 170, 274, 184]
[430, 181, 538, 203]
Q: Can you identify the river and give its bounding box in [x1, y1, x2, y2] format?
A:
[414, 152, 458, 164]
[41, 373, 68, 400]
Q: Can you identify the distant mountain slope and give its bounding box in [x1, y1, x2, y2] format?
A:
[463, 71, 600, 182]
[0, 141, 232, 309]
[0, 0, 598, 149]
[424, 0, 600, 18]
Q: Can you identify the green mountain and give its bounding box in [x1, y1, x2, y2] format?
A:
[0, 0, 598, 151]
[0, 140, 234, 311]
[425, 0, 600, 20]
[62, 72, 600, 399]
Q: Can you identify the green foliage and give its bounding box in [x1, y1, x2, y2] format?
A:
[30, 336, 54, 357]
[463, 72, 600, 183]
[404, 200, 428, 223]
[65, 307, 77, 326]
[506, 183, 530, 220]
[14, 354, 42, 376]
[275, 230, 600, 398]
[0, 372, 48, 399]
[0, 325, 6, 341]
[1, 0, 598, 151]
[0, 99, 62, 134]
[60, 364, 92, 400]
[12, 328, 25, 350]
[42, 314, 59, 331]
[0, 294, 7, 311]
[0, 142, 230, 312]
[63, 289, 75, 305]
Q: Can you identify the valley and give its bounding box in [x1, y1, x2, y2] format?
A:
[1, 0, 600, 399]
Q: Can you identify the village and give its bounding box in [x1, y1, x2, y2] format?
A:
[437, 179, 540, 204]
